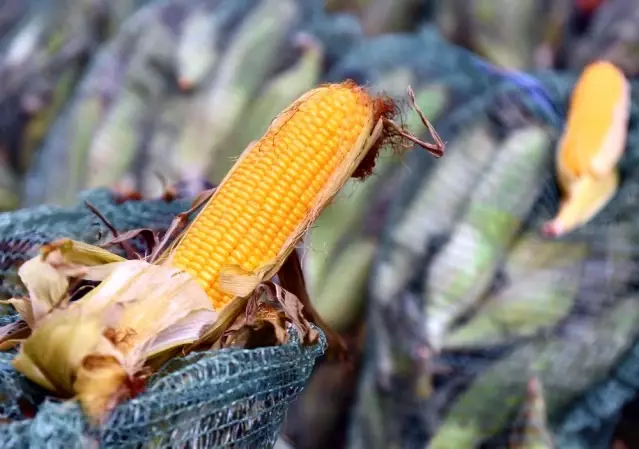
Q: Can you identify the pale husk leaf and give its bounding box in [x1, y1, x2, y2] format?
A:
[1, 298, 36, 329]
[13, 313, 111, 395]
[106, 264, 214, 370]
[145, 309, 219, 359]
[42, 239, 127, 279]
[18, 255, 70, 324]
[11, 258, 217, 424]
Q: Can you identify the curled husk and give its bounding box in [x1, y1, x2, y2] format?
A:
[6, 240, 218, 424]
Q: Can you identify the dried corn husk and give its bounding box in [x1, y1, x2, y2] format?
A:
[4, 239, 218, 424]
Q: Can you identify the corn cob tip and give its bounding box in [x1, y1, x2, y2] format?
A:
[543, 171, 618, 237]
[352, 90, 400, 179]
[352, 82, 445, 179]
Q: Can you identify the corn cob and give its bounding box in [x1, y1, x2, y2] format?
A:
[376, 122, 497, 304]
[165, 81, 441, 310]
[312, 238, 377, 331]
[429, 294, 639, 449]
[86, 21, 176, 190]
[543, 60, 629, 236]
[558, 60, 628, 181]
[176, 6, 221, 91]
[425, 126, 551, 350]
[174, 0, 298, 187]
[21, 6, 148, 207]
[443, 231, 586, 349]
[309, 83, 448, 297]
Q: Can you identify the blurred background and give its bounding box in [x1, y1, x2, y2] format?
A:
[2, 0, 639, 448]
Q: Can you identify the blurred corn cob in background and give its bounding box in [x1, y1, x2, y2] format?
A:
[348, 110, 639, 449]
[427, 290, 639, 449]
[543, 60, 630, 237]
[280, 20, 639, 448]
[0, 0, 159, 209]
[430, 0, 627, 73]
[325, 0, 430, 35]
[508, 377, 554, 449]
[435, 0, 544, 70]
[425, 126, 552, 349]
[341, 29, 639, 445]
[23, 0, 365, 207]
[0, 0, 621, 212]
[0, 0, 637, 447]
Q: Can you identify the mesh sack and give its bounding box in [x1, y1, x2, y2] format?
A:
[342, 28, 639, 449]
[0, 190, 326, 448]
[0, 322, 326, 449]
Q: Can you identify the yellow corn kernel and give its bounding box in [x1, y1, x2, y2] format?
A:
[557, 60, 629, 187]
[169, 81, 388, 310]
[544, 60, 630, 237]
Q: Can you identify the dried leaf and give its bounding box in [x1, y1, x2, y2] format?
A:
[13, 313, 110, 395]
[42, 239, 126, 278]
[145, 309, 218, 359]
[17, 255, 70, 324]
[222, 302, 290, 349]
[10, 256, 217, 424]
[0, 253, 73, 342]
[190, 253, 323, 352]
[107, 265, 214, 369]
[102, 228, 159, 255]
[279, 250, 347, 357]
[217, 276, 320, 350]
[1, 298, 35, 329]
[186, 295, 251, 351]
[66, 260, 151, 317]
[0, 320, 30, 350]
[260, 282, 318, 344]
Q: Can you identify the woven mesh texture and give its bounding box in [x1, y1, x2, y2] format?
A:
[0, 188, 192, 299]
[337, 27, 639, 449]
[0, 328, 325, 449]
[1, 24, 639, 448]
[0, 189, 326, 448]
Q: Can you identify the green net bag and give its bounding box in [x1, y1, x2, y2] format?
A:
[0, 189, 326, 448]
[0, 328, 325, 449]
[337, 27, 639, 449]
